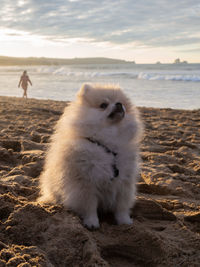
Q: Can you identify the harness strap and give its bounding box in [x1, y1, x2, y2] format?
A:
[86, 137, 119, 179]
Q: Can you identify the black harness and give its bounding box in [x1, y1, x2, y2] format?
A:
[86, 137, 119, 179]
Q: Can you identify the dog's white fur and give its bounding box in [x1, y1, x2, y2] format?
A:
[38, 84, 142, 228]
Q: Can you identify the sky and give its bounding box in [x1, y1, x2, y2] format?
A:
[0, 0, 200, 63]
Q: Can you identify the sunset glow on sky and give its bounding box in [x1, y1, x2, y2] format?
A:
[0, 0, 200, 63]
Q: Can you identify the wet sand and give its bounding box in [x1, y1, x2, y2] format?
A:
[0, 96, 200, 266]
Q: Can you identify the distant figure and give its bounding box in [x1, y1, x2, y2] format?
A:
[18, 70, 32, 99]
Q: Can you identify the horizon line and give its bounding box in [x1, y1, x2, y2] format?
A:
[1, 54, 200, 65]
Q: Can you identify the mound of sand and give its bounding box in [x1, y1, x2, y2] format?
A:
[0, 96, 199, 266]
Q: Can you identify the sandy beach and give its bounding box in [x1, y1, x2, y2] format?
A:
[0, 95, 200, 266]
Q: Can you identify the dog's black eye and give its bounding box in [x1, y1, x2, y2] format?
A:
[100, 103, 108, 109]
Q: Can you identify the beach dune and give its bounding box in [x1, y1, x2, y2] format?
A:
[0, 96, 200, 266]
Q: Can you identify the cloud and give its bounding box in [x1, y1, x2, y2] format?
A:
[0, 0, 200, 50]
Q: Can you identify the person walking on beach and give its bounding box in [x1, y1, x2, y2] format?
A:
[18, 70, 32, 99]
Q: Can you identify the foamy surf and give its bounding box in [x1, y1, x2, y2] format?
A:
[35, 66, 200, 82]
[138, 72, 200, 82]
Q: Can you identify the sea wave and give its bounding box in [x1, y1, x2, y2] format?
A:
[36, 66, 137, 78]
[34, 66, 200, 82]
[138, 72, 200, 82]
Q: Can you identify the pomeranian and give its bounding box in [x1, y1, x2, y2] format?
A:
[38, 84, 142, 229]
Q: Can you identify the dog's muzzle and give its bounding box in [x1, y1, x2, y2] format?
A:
[108, 102, 125, 121]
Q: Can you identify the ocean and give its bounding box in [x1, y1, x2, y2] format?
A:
[0, 63, 200, 110]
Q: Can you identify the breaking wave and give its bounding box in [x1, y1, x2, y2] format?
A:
[138, 72, 200, 82]
[2, 65, 199, 82]
[35, 67, 200, 82]
[36, 66, 137, 78]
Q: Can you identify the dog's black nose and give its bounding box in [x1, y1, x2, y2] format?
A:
[115, 102, 123, 112]
[116, 102, 122, 108]
[108, 102, 125, 121]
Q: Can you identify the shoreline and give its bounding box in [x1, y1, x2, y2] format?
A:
[0, 95, 200, 266]
[1, 95, 199, 112]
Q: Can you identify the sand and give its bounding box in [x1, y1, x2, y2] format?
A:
[0, 95, 199, 267]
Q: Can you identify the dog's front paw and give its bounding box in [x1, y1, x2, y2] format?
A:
[83, 215, 100, 230]
[115, 212, 133, 225]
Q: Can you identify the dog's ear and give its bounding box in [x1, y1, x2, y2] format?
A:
[77, 84, 93, 103]
[78, 84, 93, 97]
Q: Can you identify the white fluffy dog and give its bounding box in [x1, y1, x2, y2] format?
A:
[38, 84, 142, 229]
